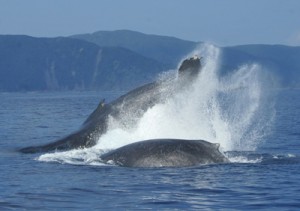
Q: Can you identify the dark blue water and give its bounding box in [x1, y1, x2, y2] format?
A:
[1, 90, 300, 210]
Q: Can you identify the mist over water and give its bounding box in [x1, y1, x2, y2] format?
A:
[38, 44, 275, 164]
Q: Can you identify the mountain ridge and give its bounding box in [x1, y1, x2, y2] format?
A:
[0, 34, 165, 91]
[0, 30, 299, 92]
[71, 29, 197, 68]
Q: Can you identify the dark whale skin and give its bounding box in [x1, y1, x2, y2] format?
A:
[100, 139, 229, 167]
[19, 57, 202, 153]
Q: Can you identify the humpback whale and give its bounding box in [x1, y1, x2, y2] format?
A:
[19, 56, 202, 153]
[100, 139, 229, 167]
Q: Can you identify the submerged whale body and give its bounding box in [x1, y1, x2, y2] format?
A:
[19, 56, 202, 153]
[100, 139, 229, 167]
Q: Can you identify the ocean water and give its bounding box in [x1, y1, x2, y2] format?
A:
[1, 45, 300, 210]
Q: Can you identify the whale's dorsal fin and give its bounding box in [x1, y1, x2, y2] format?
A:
[213, 143, 220, 150]
[83, 98, 106, 125]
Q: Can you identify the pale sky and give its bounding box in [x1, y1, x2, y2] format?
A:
[1, 0, 300, 46]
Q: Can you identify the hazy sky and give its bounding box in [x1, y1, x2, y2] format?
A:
[1, 0, 300, 46]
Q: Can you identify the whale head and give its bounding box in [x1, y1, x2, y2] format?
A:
[178, 56, 202, 79]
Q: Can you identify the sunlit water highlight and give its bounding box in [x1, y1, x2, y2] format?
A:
[38, 44, 275, 165]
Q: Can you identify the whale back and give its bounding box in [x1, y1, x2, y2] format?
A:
[19, 56, 203, 154]
[100, 139, 229, 167]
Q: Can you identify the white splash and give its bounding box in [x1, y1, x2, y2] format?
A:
[228, 156, 263, 164]
[38, 43, 275, 165]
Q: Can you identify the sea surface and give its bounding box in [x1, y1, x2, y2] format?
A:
[0, 89, 300, 210]
[1, 44, 300, 210]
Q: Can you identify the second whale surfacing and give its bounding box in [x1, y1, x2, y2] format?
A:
[19, 56, 230, 167]
[100, 139, 229, 167]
